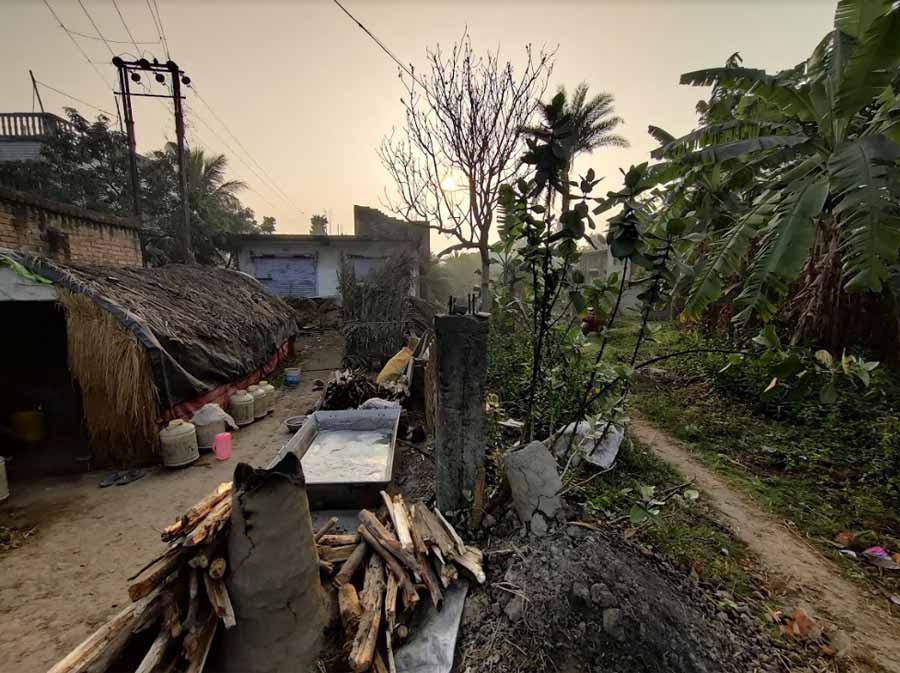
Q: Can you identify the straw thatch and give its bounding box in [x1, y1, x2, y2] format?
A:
[59, 290, 159, 467]
[339, 253, 415, 367]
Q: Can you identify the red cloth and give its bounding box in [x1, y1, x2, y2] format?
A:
[158, 341, 290, 424]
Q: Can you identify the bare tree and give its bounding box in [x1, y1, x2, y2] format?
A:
[379, 35, 554, 308]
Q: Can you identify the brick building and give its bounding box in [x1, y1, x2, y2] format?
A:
[0, 185, 143, 266]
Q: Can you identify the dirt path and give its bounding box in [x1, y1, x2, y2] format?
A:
[0, 331, 343, 673]
[631, 416, 900, 673]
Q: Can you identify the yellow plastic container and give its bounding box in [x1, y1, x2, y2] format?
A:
[11, 411, 46, 443]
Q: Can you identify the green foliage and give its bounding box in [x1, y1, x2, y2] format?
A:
[654, 0, 900, 338]
[0, 108, 274, 266]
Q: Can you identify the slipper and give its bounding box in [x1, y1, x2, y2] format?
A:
[115, 469, 145, 486]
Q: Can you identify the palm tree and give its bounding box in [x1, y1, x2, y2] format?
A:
[655, 0, 900, 353]
[526, 83, 629, 212]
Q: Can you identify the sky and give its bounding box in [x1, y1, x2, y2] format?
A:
[3, 0, 834, 249]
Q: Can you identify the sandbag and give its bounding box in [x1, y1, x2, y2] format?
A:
[376, 346, 413, 384]
[223, 453, 326, 673]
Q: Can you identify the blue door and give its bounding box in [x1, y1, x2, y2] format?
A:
[252, 256, 317, 298]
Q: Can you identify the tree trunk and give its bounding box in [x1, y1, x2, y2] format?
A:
[479, 246, 492, 312]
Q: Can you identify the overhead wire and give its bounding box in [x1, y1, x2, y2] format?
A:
[36, 79, 116, 116]
[148, 0, 170, 59]
[110, 0, 142, 56]
[41, 0, 115, 90]
[189, 86, 303, 213]
[76, 0, 116, 58]
[332, 0, 425, 88]
[60, 28, 158, 44]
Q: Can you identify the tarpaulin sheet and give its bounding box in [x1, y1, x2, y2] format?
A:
[16, 255, 298, 411]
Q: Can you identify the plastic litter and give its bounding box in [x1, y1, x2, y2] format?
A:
[549, 419, 624, 469]
[395, 580, 469, 673]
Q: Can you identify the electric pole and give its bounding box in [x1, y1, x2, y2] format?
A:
[113, 57, 195, 264]
[29, 71, 45, 113]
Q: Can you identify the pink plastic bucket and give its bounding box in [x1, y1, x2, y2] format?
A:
[213, 432, 232, 461]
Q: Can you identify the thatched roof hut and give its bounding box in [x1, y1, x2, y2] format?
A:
[13, 255, 297, 467]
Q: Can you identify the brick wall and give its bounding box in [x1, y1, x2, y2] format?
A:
[0, 186, 143, 266]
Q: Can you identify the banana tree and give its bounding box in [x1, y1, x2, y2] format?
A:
[653, 0, 900, 352]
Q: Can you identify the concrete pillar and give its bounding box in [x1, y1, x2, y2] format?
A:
[433, 313, 489, 511]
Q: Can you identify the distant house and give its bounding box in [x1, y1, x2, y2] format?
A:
[233, 205, 429, 299]
[0, 112, 74, 163]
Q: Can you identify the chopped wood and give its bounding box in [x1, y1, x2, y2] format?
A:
[380, 490, 398, 529]
[162, 481, 232, 542]
[134, 627, 173, 673]
[453, 545, 486, 584]
[184, 498, 231, 548]
[359, 510, 421, 580]
[434, 508, 467, 557]
[373, 654, 389, 673]
[349, 554, 385, 672]
[471, 465, 486, 529]
[317, 533, 359, 546]
[47, 579, 169, 673]
[183, 613, 217, 673]
[395, 624, 409, 641]
[407, 504, 429, 557]
[431, 555, 458, 588]
[162, 594, 182, 639]
[333, 541, 368, 587]
[314, 516, 338, 542]
[183, 568, 200, 631]
[187, 552, 209, 569]
[358, 526, 419, 610]
[203, 574, 236, 629]
[319, 559, 335, 574]
[128, 547, 183, 602]
[384, 571, 399, 633]
[417, 551, 445, 607]
[317, 544, 359, 563]
[208, 558, 226, 580]
[411, 504, 454, 560]
[338, 583, 362, 635]
[391, 494, 414, 552]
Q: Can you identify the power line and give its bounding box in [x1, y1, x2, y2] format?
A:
[149, 0, 170, 59]
[189, 86, 303, 213]
[110, 0, 141, 56]
[41, 0, 115, 89]
[36, 79, 116, 116]
[332, 0, 425, 88]
[76, 0, 116, 58]
[62, 27, 158, 44]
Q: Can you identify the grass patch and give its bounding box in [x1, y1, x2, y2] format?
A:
[568, 434, 755, 599]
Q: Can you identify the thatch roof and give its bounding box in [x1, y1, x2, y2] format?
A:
[19, 256, 298, 410]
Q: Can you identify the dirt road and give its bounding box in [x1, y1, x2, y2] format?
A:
[0, 332, 342, 673]
[631, 416, 900, 673]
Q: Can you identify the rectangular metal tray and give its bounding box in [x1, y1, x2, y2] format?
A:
[278, 408, 400, 509]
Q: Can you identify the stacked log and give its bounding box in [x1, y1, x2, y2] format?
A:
[321, 491, 483, 673]
[46, 483, 483, 673]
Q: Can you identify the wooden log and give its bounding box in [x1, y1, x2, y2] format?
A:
[373, 654, 389, 673]
[128, 548, 183, 602]
[203, 574, 236, 629]
[434, 508, 467, 557]
[417, 552, 445, 607]
[380, 490, 398, 530]
[183, 613, 218, 673]
[431, 555, 458, 589]
[319, 559, 335, 574]
[333, 542, 368, 587]
[314, 516, 338, 542]
[317, 544, 358, 563]
[134, 628, 173, 673]
[358, 527, 419, 610]
[391, 495, 414, 552]
[184, 498, 231, 548]
[349, 554, 385, 672]
[384, 571, 399, 633]
[183, 568, 200, 631]
[208, 558, 226, 580]
[162, 481, 232, 542]
[359, 510, 420, 580]
[338, 583, 362, 634]
[47, 579, 170, 673]
[317, 533, 359, 547]
[411, 504, 454, 560]
[188, 552, 210, 569]
[453, 545, 486, 584]
[407, 504, 429, 557]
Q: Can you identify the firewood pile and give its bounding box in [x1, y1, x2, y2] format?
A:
[318, 368, 407, 411]
[325, 491, 485, 673]
[48, 482, 234, 673]
[47, 483, 483, 673]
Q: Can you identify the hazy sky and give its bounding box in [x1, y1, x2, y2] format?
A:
[3, 0, 833, 247]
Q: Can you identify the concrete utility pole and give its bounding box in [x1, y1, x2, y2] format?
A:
[29, 71, 45, 113]
[113, 57, 195, 263]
